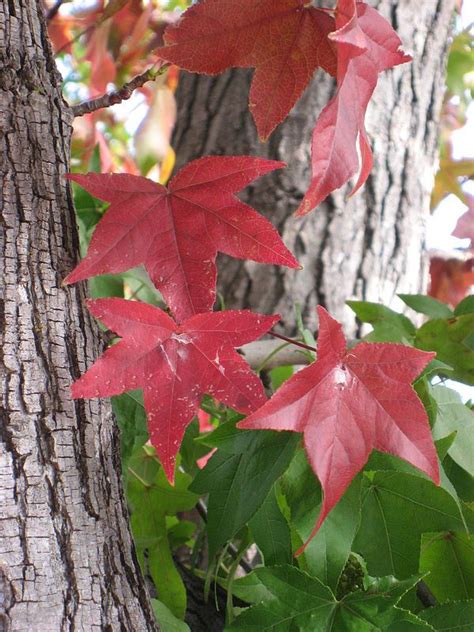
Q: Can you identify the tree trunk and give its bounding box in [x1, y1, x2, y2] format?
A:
[172, 0, 455, 335]
[0, 3, 157, 630]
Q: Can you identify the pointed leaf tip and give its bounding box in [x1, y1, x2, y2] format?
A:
[72, 300, 276, 482]
[65, 158, 298, 321]
[242, 307, 440, 551]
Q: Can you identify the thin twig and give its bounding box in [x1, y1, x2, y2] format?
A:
[55, 23, 95, 55]
[46, 0, 65, 21]
[72, 63, 169, 117]
[269, 330, 317, 353]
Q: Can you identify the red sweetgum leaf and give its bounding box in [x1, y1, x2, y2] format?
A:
[239, 306, 439, 553]
[64, 156, 299, 322]
[157, 0, 337, 140]
[296, 0, 411, 215]
[72, 298, 278, 483]
[85, 22, 117, 95]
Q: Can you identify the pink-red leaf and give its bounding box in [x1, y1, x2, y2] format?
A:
[64, 156, 299, 322]
[157, 0, 337, 140]
[296, 0, 411, 215]
[72, 298, 278, 483]
[239, 306, 439, 552]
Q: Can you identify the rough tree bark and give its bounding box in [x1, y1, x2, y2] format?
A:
[172, 0, 455, 335]
[0, 3, 157, 630]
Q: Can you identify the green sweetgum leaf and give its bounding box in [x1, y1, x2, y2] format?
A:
[281, 449, 361, 590]
[179, 417, 213, 478]
[249, 485, 293, 566]
[127, 448, 198, 619]
[112, 390, 148, 473]
[454, 295, 474, 316]
[347, 301, 416, 343]
[228, 566, 420, 631]
[385, 609, 435, 631]
[354, 471, 467, 579]
[151, 599, 191, 632]
[415, 314, 474, 385]
[191, 418, 298, 558]
[363, 434, 464, 521]
[420, 531, 474, 602]
[418, 600, 474, 630]
[398, 294, 453, 319]
[431, 385, 474, 476]
[443, 456, 474, 502]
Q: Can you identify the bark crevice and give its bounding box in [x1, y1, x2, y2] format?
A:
[0, 2, 157, 630]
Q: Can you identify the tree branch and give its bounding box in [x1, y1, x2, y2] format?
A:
[71, 63, 169, 117]
[240, 339, 312, 370]
[240, 335, 359, 370]
[268, 330, 316, 352]
[46, 0, 65, 22]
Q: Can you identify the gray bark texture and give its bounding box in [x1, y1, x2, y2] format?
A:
[0, 2, 157, 630]
[172, 0, 456, 335]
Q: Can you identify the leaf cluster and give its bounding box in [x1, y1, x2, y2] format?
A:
[60, 1, 474, 629]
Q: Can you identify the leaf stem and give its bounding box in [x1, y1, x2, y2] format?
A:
[195, 499, 253, 574]
[269, 330, 317, 353]
[256, 341, 291, 373]
[127, 466, 151, 489]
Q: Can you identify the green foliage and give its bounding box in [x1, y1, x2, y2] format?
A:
[416, 314, 474, 385]
[347, 300, 416, 343]
[151, 600, 191, 632]
[105, 293, 474, 626]
[249, 485, 293, 566]
[281, 450, 362, 591]
[420, 532, 474, 601]
[63, 6, 473, 623]
[431, 385, 474, 477]
[227, 566, 421, 631]
[398, 294, 453, 319]
[349, 296, 474, 385]
[418, 600, 474, 630]
[127, 447, 199, 618]
[190, 417, 298, 558]
[354, 471, 467, 579]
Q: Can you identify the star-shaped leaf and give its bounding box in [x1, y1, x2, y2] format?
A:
[297, 0, 411, 215]
[72, 298, 278, 482]
[239, 306, 439, 551]
[229, 565, 421, 631]
[157, 0, 337, 140]
[65, 156, 299, 322]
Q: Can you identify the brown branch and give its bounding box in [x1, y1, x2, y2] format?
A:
[46, 0, 65, 21]
[71, 63, 169, 117]
[268, 331, 317, 353]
